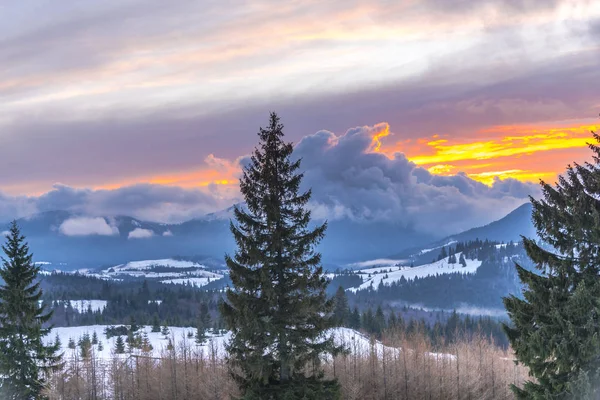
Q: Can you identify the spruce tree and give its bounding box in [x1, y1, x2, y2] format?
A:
[504, 129, 600, 398]
[221, 112, 341, 399]
[161, 324, 170, 337]
[196, 302, 211, 344]
[0, 221, 61, 399]
[151, 315, 161, 333]
[333, 286, 350, 326]
[114, 336, 126, 354]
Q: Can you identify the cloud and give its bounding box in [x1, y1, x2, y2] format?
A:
[59, 217, 118, 236]
[1, 231, 8, 237]
[0, 119, 550, 236]
[162, 230, 173, 237]
[293, 123, 540, 235]
[0, 1, 598, 194]
[128, 228, 154, 239]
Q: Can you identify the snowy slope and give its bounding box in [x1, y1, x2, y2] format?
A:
[47, 259, 225, 288]
[45, 325, 401, 361]
[349, 252, 482, 292]
[46, 325, 230, 360]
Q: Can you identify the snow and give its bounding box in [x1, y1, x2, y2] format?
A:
[46, 325, 454, 362]
[109, 259, 206, 272]
[348, 252, 482, 292]
[46, 325, 230, 361]
[55, 259, 226, 284]
[69, 300, 107, 313]
[347, 259, 405, 269]
[42, 300, 108, 313]
[161, 277, 215, 287]
[418, 240, 458, 255]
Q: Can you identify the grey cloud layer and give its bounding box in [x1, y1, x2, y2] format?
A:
[1, 184, 231, 224]
[0, 1, 597, 190]
[294, 124, 538, 235]
[2, 45, 597, 190]
[0, 123, 538, 236]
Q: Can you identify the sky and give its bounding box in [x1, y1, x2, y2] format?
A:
[0, 0, 599, 234]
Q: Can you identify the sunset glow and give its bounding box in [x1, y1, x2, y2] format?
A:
[375, 123, 600, 185]
[0, 0, 599, 222]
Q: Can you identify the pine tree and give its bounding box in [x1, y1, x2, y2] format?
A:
[459, 253, 467, 267]
[196, 302, 211, 345]
[374, 305, 386, 336]
[151, 314, 161, 333]
[68, 337, 76, 350]
[79, 334, 92, 359]
[333, 286, 350, 326]
[91, 331, 99, 345]
[141, 333, 153, 353]
[438, 246, 448, 261]
[129, 315, 139, 332]
[349, 307, 361, 330]
[220, 113, 341, 398]
[114, 336, 126, 354]
[54, 333, 62, 349]
[161, 324, 170, 337]
[504, 129, 600, 398]
[0, 221, 61, 399]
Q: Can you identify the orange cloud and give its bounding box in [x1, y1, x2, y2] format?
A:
[378, 122, 599, 185]
[92, 154, 240, 193]
[83, 122, 598, 195]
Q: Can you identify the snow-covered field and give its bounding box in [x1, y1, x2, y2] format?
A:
[46, 325, 229, 360]
[348, 252, 482, 292]
[45, 259, 225, 288]
[46, 325, 412, 361]
[40, 300, 108, 313]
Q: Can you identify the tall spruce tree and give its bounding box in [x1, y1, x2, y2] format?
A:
[0, 221, 61, 399]
[504, 129, 600, 398]
[221, 112, 341, 399]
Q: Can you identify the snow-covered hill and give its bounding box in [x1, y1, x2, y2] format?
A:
[348, 252, 482, 292]
[47, 259, 225, 288]
[45, 325, 404, 361]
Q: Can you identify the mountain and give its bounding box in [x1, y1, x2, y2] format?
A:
[2, 209, 436, 270]
[2, 202, 534, 270]
[389, 202, 535, 262]
[442, 202, 535, 244]
[4, 211, 234, 269]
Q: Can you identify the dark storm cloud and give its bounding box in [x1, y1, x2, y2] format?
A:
[292, 124, 538, 235]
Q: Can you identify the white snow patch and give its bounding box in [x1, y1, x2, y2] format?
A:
[41, 300, 108, 313]
[161, 277, 215, 287]
[67, 259, 227, 283]
[347, 259, 405, 269]
[348, 252, 482, 292]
